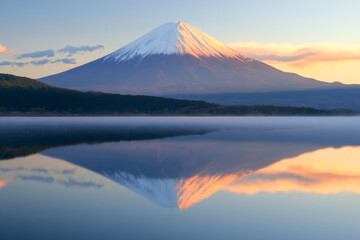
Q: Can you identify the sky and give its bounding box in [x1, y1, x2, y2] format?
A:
[1, 0, 360, 84]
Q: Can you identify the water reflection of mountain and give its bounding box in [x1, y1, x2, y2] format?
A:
[0, 118, 217, 160]
[39, 117, 360, 209]
[3, 117, 360, 209]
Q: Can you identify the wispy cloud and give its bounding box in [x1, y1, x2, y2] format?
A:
[54, 58, 76, 64]
[57, 177, 103, 189]
[229, 42, 360, 68]
[30, 58, 76, 66]
[17, 174, 54, 183]
[0, 44, 13, 55]
[57, 44, 104, 56]
[0, 61, 26, 67]
[16, 49, 55, 59]
[0, 58, 76, 67]
[30, 59, 52, 66]
[0, 44, 102, 70]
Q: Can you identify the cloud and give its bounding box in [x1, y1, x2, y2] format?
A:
[16, 49, 55, 59]
[57, 44, 104, 56]
[0, 44, 13, 55]
[31, 168, 49, 173]
[0, 44, 101, 69]
[255, 52, 317, 62]
[57, 177, 103, 188]
[0, 61, 26, 67]
[229, 42, 360, 68]
[30, 59, 52, 66]
[0, 58, 76, 67]
[52, 58, 76, 64]
[17, 174, 54, 183]
[61, 169, 75, 175]
[0, 167, 25, 172]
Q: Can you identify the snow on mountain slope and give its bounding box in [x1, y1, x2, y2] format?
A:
[105, 171, 180, 208]
[105, 170, 247, 209]
[104, 21, 249, 62]
[39, 21, 343, 95]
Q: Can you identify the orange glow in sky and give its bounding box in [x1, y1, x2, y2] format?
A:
[175, 22, 244, 61]
[0, 44, 13, 55]
[229, 42, 360, 84]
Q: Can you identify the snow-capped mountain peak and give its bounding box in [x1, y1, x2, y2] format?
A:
[104, 21, 247, 62]
[40, 21, 335, 95]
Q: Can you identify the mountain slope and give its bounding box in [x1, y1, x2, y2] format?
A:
[39, 21, 342, 95]
[104, 21, 244, 62]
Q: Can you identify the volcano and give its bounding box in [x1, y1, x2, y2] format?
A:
[39, 21, 341, 95]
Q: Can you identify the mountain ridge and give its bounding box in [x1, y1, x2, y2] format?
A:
[39, 21, 345, 95]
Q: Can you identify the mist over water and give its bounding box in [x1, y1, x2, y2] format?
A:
[1, 117, 360, 240]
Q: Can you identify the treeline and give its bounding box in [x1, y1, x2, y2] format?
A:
[0, 73, 357, 116]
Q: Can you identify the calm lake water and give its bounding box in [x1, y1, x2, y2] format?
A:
[1, 117, 360, 240]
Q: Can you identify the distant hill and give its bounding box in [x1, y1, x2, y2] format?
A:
[0, 73, 356, 116]
[0, 73, 54, 89]
[169, 88, 360, 110]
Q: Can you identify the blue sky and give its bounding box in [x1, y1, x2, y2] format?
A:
[1, 0, 360, 83]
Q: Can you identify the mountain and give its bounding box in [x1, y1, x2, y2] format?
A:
[4, 73, 352, 116]
[170, 87, 360, 110]
[39, 21, 342, 95]
[0, 73, 54, 89]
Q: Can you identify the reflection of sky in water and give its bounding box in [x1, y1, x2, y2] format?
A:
[228, 146, 360, 195]
[1, 117, 360, 240]
[0, 154, 104, 190]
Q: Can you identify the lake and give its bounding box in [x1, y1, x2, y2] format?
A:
[1, 117, 360, 240]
